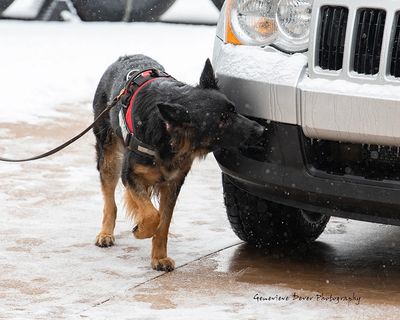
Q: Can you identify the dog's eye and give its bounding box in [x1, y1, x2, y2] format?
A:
[228, 104, 235, 112]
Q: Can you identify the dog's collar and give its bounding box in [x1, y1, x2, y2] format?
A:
[118, 68, 171, 162]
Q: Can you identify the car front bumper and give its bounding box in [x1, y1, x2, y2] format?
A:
[213, 38, 400, 225]
[215, 121, 400, 226]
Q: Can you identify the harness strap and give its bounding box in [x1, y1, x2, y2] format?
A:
[125, 77, 159, 133]
[127, 135, 156, 157]
[118, 68, 171, 161]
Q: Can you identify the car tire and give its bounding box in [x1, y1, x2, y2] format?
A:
[0, 0, 14, 13]
[211, 0, 225, 10]
[72, 0, 176, 22]
[222, 173, 330, 248]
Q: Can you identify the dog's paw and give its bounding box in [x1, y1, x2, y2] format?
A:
[95, 233, 115, 247]
[133, 213, 160, 239]
[151, 257, 175, 272]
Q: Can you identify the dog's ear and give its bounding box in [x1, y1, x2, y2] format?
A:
[199, 58, 219, 90]
[157, 103, 191, 126]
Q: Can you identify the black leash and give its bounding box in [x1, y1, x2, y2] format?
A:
[0, 92, 124, 163]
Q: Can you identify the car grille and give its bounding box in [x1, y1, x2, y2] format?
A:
[353, 9, 386, 75]
[313, 3, 400, 81]
[303, 137, 400, 182]
[319, 6, 348, 71]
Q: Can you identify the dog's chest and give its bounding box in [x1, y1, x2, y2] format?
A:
[162, 168, 181, 181]
[159, 155, 193, 182]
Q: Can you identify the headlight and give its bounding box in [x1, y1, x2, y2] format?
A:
[276, 0, 313, 52]
[230, 0, 278, 45]
[226, 0, 313, 52]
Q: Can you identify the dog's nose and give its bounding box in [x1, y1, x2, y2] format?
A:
[251, 123, 266, 138]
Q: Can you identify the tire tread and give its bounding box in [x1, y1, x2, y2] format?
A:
[222, 173, 330, 248]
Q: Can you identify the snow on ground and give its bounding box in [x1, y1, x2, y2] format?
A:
[160, 0, 219, 24]
[0, 117, 239, 318]
[3, 0, 220, 23]
[0, 20, 215, 124]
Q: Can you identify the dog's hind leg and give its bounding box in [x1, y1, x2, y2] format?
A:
[124, 186, 160, 240]
[151, 179, 185, 272]
[95, 133, 123, 247]
[123, 164, 164, 239]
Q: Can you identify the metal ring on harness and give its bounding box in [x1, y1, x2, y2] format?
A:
[126, 69, 140, 81]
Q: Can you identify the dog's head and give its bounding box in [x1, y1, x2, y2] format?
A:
[157, 59, 265, 152]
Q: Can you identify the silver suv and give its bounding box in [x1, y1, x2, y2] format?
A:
[213, 0, 400, 248]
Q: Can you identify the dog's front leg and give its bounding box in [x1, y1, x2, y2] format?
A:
[151, 181, 184, 272]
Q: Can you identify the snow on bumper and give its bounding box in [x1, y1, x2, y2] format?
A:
[213, 40, 400, 146]
[213, 42, 307, 125]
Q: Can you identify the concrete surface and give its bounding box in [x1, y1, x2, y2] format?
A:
[1, 106, 399, 319]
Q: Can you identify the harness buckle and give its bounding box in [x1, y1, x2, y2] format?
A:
[126, 69, 140, 81]
[126, 134, 157, 158]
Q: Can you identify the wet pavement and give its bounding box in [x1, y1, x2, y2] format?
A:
[82, 225, 400, 320]
[0, 106, 399, 319]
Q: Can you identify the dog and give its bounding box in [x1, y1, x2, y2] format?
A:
[92, 54, 264, 271]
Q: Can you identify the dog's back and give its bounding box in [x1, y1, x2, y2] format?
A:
[93, 54, 164, 114]
[92, 55, 165, 168]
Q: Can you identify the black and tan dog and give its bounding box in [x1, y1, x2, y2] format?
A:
[92, 55, 264, 271]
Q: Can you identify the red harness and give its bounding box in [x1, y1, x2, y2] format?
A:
[118, 68, 170, 160]
[125, 70, 161, 133]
